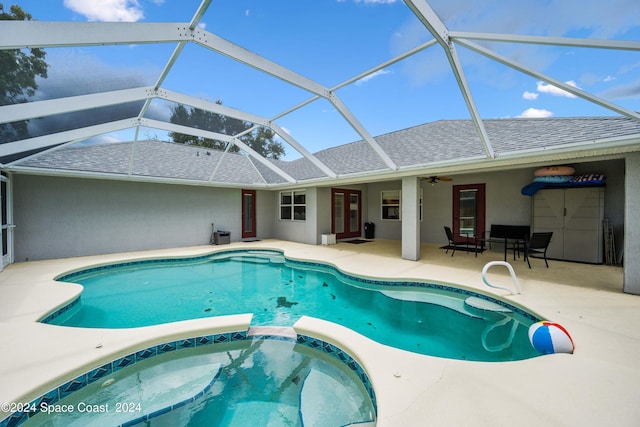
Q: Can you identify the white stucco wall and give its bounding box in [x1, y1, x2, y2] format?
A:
[12, 175, 245, 261]
[271, 187, 318, 245]
[368, 169, 534, 245]
[367, 159, 625, 249]
[10, 158, 627, 263]
[366, 180, 403, 240]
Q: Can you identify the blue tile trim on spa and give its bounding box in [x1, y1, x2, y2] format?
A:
[44, 248, 539, 325]
[0, 331, 376, 427]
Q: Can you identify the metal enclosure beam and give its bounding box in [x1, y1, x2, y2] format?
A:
[403, 0, 495, 158]
[140, 119, 297, 183]
[153, 90, 338, 177]
[455, 38, 640, 121]
[328, 93, 398, 170]
[1, 19, 376, 172]
[0, 119, 139, 157]
[450, 32, 640, 51]
[0, 21, 194, 49]
[0, 87, 154, 124]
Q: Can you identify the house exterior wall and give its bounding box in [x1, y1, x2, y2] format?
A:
[422, 169, 533, 245]
[271, 187, 318, 245]
[367, 169, 534, 245]
[366, 159, 625, 250]
[12, 175, 245, 261]
[10, 158, 627, 264]
[366, 181, 403, 240]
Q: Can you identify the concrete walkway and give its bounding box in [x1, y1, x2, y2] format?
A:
[1, 239, 639, 426]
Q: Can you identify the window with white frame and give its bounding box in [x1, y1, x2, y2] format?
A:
[280, 190, 306, 221]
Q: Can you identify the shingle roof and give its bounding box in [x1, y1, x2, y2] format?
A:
[15, 116, 640, 186]
[18, 140, 264, 185]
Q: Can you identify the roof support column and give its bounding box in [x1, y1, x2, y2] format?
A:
[401, 176, 421, 261]
[624, 152, 640, 295]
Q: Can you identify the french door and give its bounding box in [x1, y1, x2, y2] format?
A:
[331, 188, 361, 240]
[1, 173, 13, 270]
[241, 189, 256, 239]
[452, 183, 485, 241]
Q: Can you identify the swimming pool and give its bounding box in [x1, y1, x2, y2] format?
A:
[17, 335, 376, 427]
[44, 249, 542, 361]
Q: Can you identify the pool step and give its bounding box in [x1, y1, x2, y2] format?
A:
[221, 401, 298, 426]
[380, 290, 483, 319]
[229, 254, 286, 265]
[300, 369, 376, 426]
[248, 326, 297, 339]
[464, 296, 512, 313]
[35, 358, 222, 426]
[230, 256, 269, 264]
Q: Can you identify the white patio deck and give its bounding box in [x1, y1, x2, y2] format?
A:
[1, 239, 639, 426]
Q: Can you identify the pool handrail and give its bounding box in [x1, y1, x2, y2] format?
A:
[481, 261, 522, 294]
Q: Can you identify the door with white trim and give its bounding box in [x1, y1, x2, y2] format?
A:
[242, 189, 257, 240]
[1, 173, 13, 270]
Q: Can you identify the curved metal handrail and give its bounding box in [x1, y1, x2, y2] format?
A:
[481, 261, 521, 294]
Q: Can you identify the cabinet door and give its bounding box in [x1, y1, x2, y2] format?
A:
[563, 188, 604, 263]
[532, 189, 564, 259]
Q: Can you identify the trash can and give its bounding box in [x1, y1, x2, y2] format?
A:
[364, 222, 375, 239]
[213, 231, 230, 245]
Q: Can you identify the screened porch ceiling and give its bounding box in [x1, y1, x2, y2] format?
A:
[1, 0, 639, 187]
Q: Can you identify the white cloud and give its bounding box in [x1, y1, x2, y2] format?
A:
[517, 108, 554, 118]
[604, 75, 615, 82]
[522, 91, 539, 100]
[63, 0, 144, 22]
[355, 69, 392, 86]
[536, 80, 579, 98]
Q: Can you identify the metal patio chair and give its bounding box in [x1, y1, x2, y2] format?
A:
[524, 232, 553, 268]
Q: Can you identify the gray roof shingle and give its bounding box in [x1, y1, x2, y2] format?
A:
[16, 117, 640, 186]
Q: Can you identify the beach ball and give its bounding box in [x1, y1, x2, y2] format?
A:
[528, 321, 574, 354]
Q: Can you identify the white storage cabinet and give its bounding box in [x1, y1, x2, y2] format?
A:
[531, 187, 605, 263]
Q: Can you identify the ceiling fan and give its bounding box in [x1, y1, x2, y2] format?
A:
[423, 176, 453, 185]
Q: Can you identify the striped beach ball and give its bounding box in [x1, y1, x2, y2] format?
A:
[528, 321, 575, 354]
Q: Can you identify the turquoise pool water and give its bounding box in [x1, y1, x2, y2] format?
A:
[20, 337, 376, 427]
[47, 250, 542, 361]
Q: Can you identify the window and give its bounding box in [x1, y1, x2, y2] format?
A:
[380, 189, 422, 221]
[381, 190, 400, 220]
[280, 190, 306, 221]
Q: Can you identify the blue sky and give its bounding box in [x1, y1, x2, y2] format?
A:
[12, 0, 640, 159]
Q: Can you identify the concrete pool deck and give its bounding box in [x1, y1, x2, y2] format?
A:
[1, 239, 639, 426]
